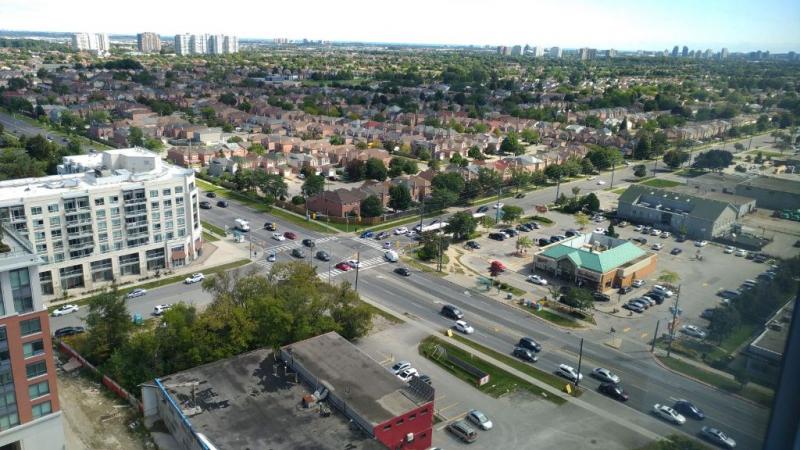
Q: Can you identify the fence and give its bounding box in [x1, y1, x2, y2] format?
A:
[59, 341, 143, 413]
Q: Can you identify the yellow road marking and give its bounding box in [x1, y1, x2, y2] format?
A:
[623, 327, 631, 333]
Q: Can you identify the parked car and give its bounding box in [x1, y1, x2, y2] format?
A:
[718, 289, 740, 299]
[629, 299, 649, 310]
[652, 285, 674, 297]
[633, 225, 644, 232]
[394, 267, 412, 277]
[488, 232, 506, 241]
[681, 325, 707, 339]
[390, 360, 412, 375]
[599, 383, 629, 401]
[632, 237, 648, 245]
[661, 232, 671, 239]
[199, 201, 212, 209]
[618, 286, 633, 294]
[447, 420, 478, 443]
[651, 243, 663, 251]
[512, 347, 538, 362]
[501, 228, 518, 237]
[441, 304, 463, 320]
[735, 249, 748, 257]
[394, 227, 409, 235]
[675, 235, 687, 242]
[52, 304, 79, 317]
[638, 296, 657, 307]
[302, 238, 316, 248]
[526, 222, 540, 229]
[518, 337, 542, 352]
[623, 302, 645, 313]
[184, 273, 205, 284]
[594, 227, 606, 234]
[593, 292, 612, 302]
[724, 246, 735, 254]
[284, 231, 297, 240]
[335, 262, 352, 271]
[418, 374, 432, 385]
[670, 247, 683, 255]
[694, 240, 708, 247]
[647, 291, 666, 304]
[153, 304, 172, 316]
[216, 200, 229, 208]
[205, 192, 217, 198]
[465, 241, 481, 249]
[467, 409, 493, 430]
[526, 274, 548, 285]
[272, 232, 286, 241]
[591, 367, 620, 384]
[454, 320, 475, 334]
[700, 427, 736, 448]
[538, 238, 551, 246]
[127, 288, 147, 299]
[653, 404, 686, 425]
[54, 326, 86, 338]
[674, 399, 705, 420]
[291, 248, 305, 258]
[396, 367, 419, 382]
[701, 308, 716, 320]
[557, 364, 583, 382]
[650, 229, 662, 236]
[632, 279, 645, 288]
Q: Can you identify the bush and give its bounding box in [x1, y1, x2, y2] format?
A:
[528, 215, 553, 224]
[291, 195, 305, 205]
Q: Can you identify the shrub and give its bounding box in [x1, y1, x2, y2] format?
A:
[291, 195, 306, 205]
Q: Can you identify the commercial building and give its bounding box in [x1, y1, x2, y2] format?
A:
[71, 33, 109, 55]
[142, 332, 434, 450]
[174, 34, 238, 55]
[136, 32, 161, 53]
[533, 233, 657, 291]
[0, 224, 63, 450]
[0, 148, 203, 301]
[617, 185, 753, 240]
[550, 46, 562, 58]
[684, 173, 800, 211]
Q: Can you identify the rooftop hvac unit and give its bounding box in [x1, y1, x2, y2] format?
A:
[406, 433, 414, 442]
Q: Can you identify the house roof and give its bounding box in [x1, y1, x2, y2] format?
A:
[540, 237, 646, 273]
[619, 185, 736, 222]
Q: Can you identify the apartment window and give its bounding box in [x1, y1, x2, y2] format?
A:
[10, 269, 33, 314]
[112, 218, 121, 229]
[151, 212, 160, 221]
[0, 392, 15, 410]
[91, 258, 114, 282]
[98, 232, 108, 242]
[59, 264, 84, 290]
[114, 242, 123, 251]
[22, 340, 44, 358]
[151, 201, 160, 211]
[28, 381, 49, 400]
[109, 195, 119, 205]
[164, 210, 173, 219]
[165, 221, 174, 230]
[0, 286, 4, 316]
[34, 231, 46, 242]
[165, 232, 174, 240]
[153, 223, 161, 232]
[97, 221, 107, 231]
[163, 188, 171, 196]
[35, 243, 47, 254]
[119, 253, 141, 276]
[52, 240, 63, 250]
[0, 412, 19, 431]
[113, 230, 122, 240]
[175, 186, 183, 194]
[176, 197, 184, 206]
[177, 207, 185, 217]
[51, 229, 62, 239]
[30, 206, 42, 216]
[177, 217, 185, 227]
[100, 243, 110, 253]
[154, 234, 162, 243]
[189, 181, 195, 191]
[31, 401, 51, 419]
[146, 248, 166, 270]
[26, 361, 47, 379]
[47, 204, 59, 213]
[33, 219, 44, 229]
[96, 210, 106, 219]
[49, 216, 61, 227]
[163, 199, 172, 208]
[39, 272, 54, 296]
[94, 198, 105, 206]
[110, 207, 120, 217]
[20, 318, 42, 336]
[178, 229, 186, 237]
[54, 253, 65, 263]
[150, 189, 158, 198]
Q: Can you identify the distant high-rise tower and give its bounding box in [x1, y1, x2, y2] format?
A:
[720, 48, 729, 59]
[672, 46, 680, 57]
[605, 49, 617, 59]
[71, 32, 109, 55]
[174, 34, 191, 55]
[682, 46, 689, 57]
[579, 48, 591, 60]
[531, 46, 545, 58]
[704, 48, 713, 58]
[549, 46, 562, 58]
[136, 32, 161, 53]
[511, 45, 522, 56]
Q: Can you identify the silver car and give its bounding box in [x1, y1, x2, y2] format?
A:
[591, 367, 620, 384]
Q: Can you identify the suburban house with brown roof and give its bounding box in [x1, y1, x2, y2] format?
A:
[306, 189, 364, 218]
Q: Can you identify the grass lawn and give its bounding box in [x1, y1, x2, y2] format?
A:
[363, 303, 405, 324]
[401, 256, 446, 276]
[363, 211, 441, 234]
[524, 307, 582, 328]
[673, 168, 705, 178]
[638, 178, 682, 188]
[419, 336, 566, 404]
[201, 220, 226, 237]
[610, 187, 628, 195]
[202, 231, 219, 242]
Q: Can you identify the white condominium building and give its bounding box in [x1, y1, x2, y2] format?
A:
[0, 148, 203, 301]
[174, 33, 238, 55]
[70, 33, 109, 55]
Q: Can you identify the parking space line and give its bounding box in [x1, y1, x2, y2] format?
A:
[640, 332, 649, 340]
[623, 327, 631, 333]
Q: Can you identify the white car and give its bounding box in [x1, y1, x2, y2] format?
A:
[681, 324, 707, 339]
[660, 232, 671, 239]
[272, 232, 286, 241]
[126, 288, 147, 299]
[594, 227, 606, 234]
[735, 249, 748, 257]
[153, 304, 172, 316]
[653, 404, 686, 425]
[652, 285, 674, 297]
[396, 367, 419, 382]
[394, 227, 409, 235]
[184, 273, 205, 284]
[724, 246, 735, 254]
[588, 176, 597, 180]
[591, 367, 620, 384]
[596, 180, 606, 185]
[650, 229, 662, 236]
[454, 320, 475, 334]
[557, 364, 583, 382]
[346, 259, 361, 268]
[632, 279, 645, 288]
[651, 243, 663, 251]
[391, 360, 411, 375]
[467, 409, 493, 430]
[52, 304, 79, 317]
[267, 253, 276, 262]
[694, 240, 708, 247]
[633, 225, 644, 232]
[526, 274, 548, 285]
[493, 203, 504, 209]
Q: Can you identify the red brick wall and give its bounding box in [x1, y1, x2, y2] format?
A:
[372, 401, 433, 450]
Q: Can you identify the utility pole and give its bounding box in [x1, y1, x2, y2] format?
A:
[554, 176, 562, 203]
[418, 197, 425, 232]
[650, 319, 660, 352]
[494, 187, 502, 223]
[575, 337, 584, 388]
[328, 248, 332, 284]
[354, 250, 360, 292]
[666, 285, 681, 357]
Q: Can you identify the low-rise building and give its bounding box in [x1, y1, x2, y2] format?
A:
[744, 299, 793, 384]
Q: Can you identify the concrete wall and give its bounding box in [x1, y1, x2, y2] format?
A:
[735, 184, 800, 210]
[0, 411, 64, 450]
[141, 380, 207, 450]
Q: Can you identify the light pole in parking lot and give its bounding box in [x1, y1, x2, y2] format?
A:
[354, 250, 361, 292]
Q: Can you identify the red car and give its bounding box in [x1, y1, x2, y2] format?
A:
[284, 231, 297, 240]
[335, 262, 352, 271]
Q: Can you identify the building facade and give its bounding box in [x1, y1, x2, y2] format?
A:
[0, 148, 203, 301]
[0, 225, 64, 450]
[174, 34, 238, 55]
[71, 33, 109, 55]
[136, 32, 161, 53]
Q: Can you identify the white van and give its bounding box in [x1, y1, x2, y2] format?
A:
[234, 218, 250, 231]
[384, 250, 399, 262]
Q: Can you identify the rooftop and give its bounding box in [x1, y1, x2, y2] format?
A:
[283, 332, 430, 427]
[0, 223, 41, 270]
[539, 233, 647, 273]
[749, 299, 794, 360]
[739, 175, 800, 196]
[619, 184, 735, 221]
[159, 348, 383, 450]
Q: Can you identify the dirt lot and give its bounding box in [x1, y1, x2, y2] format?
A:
[58, 368, 152, 450]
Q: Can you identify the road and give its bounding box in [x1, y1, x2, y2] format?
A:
[0, 110, 101, 151]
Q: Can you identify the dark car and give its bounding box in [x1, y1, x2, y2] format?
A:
[565, 230, 579, 238]
[700, 308, 716, 320]
[216, 200, 229, 208]
[674, 400, 705, 420]
[538, 238, 550, 246]
[512, 347, 538, 362]
[632, 237, 648, 245]
[465, 241, 481, 249]
[206, 192, 217, 198]
[360, 231, 375, 239]
[375, 231, 390, 240]
[516, 224, 531, 232]
[441, 304, 463, 320]
[593, 292, 612, 302]
[199, 201, 212, 209]
[418, 374, 432, 385]
[54, 326, 86, 338]
[675, 235, 687, 242]
[518, 337, 542, 352]
[599, 383, 629, 401]
[284, 231, 297, 240]
[718, 289, 740, 300]
[647, 291, 667, 304]
[476, 205, 490, 213]
[502, 228, 518, 237]
[315, 251, 331, 261]
[670, 247, 683, 255]
[515, 193, 525, 198]
[623, 302, 645, 313]
[526, 222, 541, 229]
[302, 238, 316, 248]
[264, 222, 277, 231]
[394, 267, 412, 277]
[291, 248, 305, 258]
[488, 233, 506, 241]
[618, 286, 633, 295]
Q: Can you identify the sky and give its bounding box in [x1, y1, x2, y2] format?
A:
[1, 0, 799, 52]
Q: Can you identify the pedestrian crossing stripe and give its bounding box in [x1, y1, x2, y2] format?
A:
[317, 256, 390, 280]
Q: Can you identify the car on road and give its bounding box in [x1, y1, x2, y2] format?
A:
[52, 304, 79, 317]
[670, 247, 683, 255]
[394, 227, 408, 235]
[515, 193, 525, 198]
[54, 326, 86, 338]
[467, 409, 493, 430]
[651, 243, 663, 251]
[394, 267, 412, 277]
[291, 248, 305, 258]
[153, 304, 173, 316]
[302, 238, 315, 247]
[454, 320, 475, 334]
[216, 200, 229, 208]
[618, 286, 633, 294]
[335, 262, 352, 271]
[184, 273, 205, 284]
[272, 232, 286, 241]
[632, 279, 645, 288]
[396, 367, 419, 382]
[735, 249, 748, 257]
[674, 399, 705, 420]
[284, 231, 297, 240]
[465, 241, 480, 249]
[557, 364, 583, 382]
[724, 246, 735, 254]
[653, 404, 686, 425]
[518, 337, 542, 352]
[694, 240, 708, 247]
[599, 383, 629, 401]
[700, 426, 736, 448]
[476, 205, 489, 213]
[390, 360, 411, 374]
[199, 201, 212, 209]
[591, 367, 620, 384]
[526, 274, 548, 285]
[447, 420, 478, 443]
[375, 231, 390, 240]
[441, 304, 463, 320]
[512, 346, 538, 362]
[346, 259, 361, 268]
[264, 222, 277, 231]
[205, 192, 217, 198]
[316, 251, 330, 261]
[493, 203, 504, 209]
[126, 288, 147, 299]
[681, 325, 707, 339]
[596, 179, 607, 185]
[267, 253, 276, 262]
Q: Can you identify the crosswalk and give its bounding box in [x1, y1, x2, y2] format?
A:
[254, 236, 339, 270]
[317, 255, 389, 281]
[354, 237, 391, 252]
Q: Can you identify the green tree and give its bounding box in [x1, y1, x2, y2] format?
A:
[144, 137, 164, 151]
[329, 135, 345, 145]
[708, 307, 741, 344]
[257, 173, 288, 200]
[500, 131, 524, 155]
[446, 211, 477, 241]
[0, 148, 45, 180]
[247, 143, 266, 155]
[582, 193, 600, 212]
[633, 164, 647, 177]
[365, 157, 388, 181]
[544, 164, 565, 182]
[733, 142, 745, 151]
[302, 174, 325, 197]
[574, 212, 590, 229]
[516, 236, 533, 254]
[467, 145, 484, 160]
[693, 150, 734, 172]
[586, 146, 623, 170]
[581, 158, 596, 174]
[501, 205, 523, 223]
[563, 288, 594, 310]
[128, 127, 144, 146]
[521, 128, 540, 144]
[218, 92, 237, 106]
[657, 270, 680, 285]
[432, 172, 465, 194]
[345, 159, 366, 181]
[360, 195, 384, 218]
[662, 149, 690, 169]
[430, 187, 458, 209]
[388, 184, 412, 211]
[605, 224, 618, 238]
[84, 289, 133, 364]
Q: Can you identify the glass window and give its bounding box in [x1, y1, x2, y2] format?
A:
[96, 210, 106, 219]
[112, 218, 121, 228]
[163, 200, 172, 208]
[51, 229, 62, 239]
[166, 221, 174, 230]
[150, 189, 158, 197]
[32, 219, 44, 229]
[177, 207, 185, 217]
[163, 188, 171, 196]
[34, 231, 46, 241]
[109, 195, 119, 204]
[9, 269, 33, 314]
[35, 243, 47, 253]
[28, 381, 49, 400]
[25, 361, 47, 379]
[97, 221, 107, 231]
[151, 212, 160, 221]
[176, 197, 184, 205]
[151, 201, 160, 211]
[39, 271, 54, 296]
[164, 210, 173, 219]
[47, 204, 59, 213]
[31, 401, 51, 419]
[175, 186, 183, 194]
[110, 207, 120, 217]
[0, 392, 15, 409]
[49, 216, 61, 227]
[54, 253, 65, 263]
[22, 340, 44, 358]
[30, 206, 42, 216]
[94, 198, 105, 206]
